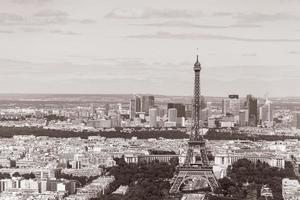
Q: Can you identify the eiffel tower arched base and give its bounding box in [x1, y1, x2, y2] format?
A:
[169, 167, 219, 195]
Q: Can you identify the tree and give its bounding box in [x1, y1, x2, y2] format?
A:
[222, 159, 297, 199]
[12, 172, 20, 177]
[22, 173, 35, 179]
[98, 159, 177, 200]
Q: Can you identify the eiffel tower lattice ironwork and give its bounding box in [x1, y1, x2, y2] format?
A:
[169, 55, 219, 196]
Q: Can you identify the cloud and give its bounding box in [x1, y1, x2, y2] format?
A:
[212, 12, 233, 17]
[0, 29, 14, 34]
[49, 29, 82, 35]
[0, 57, 189, 95]
[4, 27, 82, 35]
[209, 11, 300, 27]
[79, 19, 96, 24]
[0, 58, 299, 96]
[11, 0, 52, 4]
[32, 9, 96, 25]
[230, 23, 262, 28]
[235, 12, 300, 24]
[127, 31, 300, 42]
[34, 9, 69, 17]
[134, 20, 261, 29]
[0, 13, 24, 25]
[105, 8, 202, 19]
[241, 53, 257, 57]
[201, 65, 300, 90]
[0, 10, 96, 26]
[0, 57, 183, 80]
[20, 27, 43, 32]
[289, 51, 300, 54]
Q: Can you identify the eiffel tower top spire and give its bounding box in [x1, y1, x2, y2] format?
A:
[194, 55, 201, 71]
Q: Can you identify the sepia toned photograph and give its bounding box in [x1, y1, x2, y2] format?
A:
[0, 0, 299, 199]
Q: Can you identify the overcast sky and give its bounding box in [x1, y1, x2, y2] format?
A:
[0, 0, 299, 97]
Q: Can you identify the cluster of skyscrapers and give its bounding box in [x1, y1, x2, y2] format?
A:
[221, 94, 274, 128]
[129, 95, 155, 118]
[127, 93, 276, 129]
[129, 95, 189, 128]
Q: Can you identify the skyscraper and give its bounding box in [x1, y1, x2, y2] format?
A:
[239, 109, 249, 127]
[135, 95, 141, 113]
[185, 104, 193, 118]
[167, 103, 186, 118]
[90, 104, 96, 117]
[104, 103, 109, 116]
[142, 95, 155, 114]
[149, 108, 158, 127]
[129, 99, 136, 120]
[222, 99, 230, 114]
[259, 99, 273, 125]
[222, 95, 240, 116]
[292, 112, 300, 129]
[246, 94, 258, 127]
[168, 108, 177, 122]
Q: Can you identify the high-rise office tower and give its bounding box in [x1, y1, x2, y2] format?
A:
[246, 94, 258, 127]
[135, 96, 142, 112]
[222, 99, 230, 114]
[90, 104, 96, 117]
[185, 104, 193, 118]
[168, 108, 177, 122]
[222, 95, 240, 116]
[200, 96, 207, 110]
[239, 109, 249, 127]
[167, 103, 186, 118]
[292, 112, 300, 129]
[259, 99, 273, 124]
[142, 95, 155, 114]
[129, 99, 136, 120]
[158, 107, 166, 118]
[149, 108, 158, 127]
[104, 103, 109, 116]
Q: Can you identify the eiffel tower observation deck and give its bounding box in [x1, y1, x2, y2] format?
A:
[169, 55, 219, 197]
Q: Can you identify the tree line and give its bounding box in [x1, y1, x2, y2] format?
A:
[217, 159, 297, 200]
[1, 126, 299, 141]
[56, 172, 100, 187]
[92, 157, 178, 200]
[0, 126, 189, 139]
[0, 172, 35, 179]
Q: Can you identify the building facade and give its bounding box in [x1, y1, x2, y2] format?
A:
[222, 95, 240, 116]
[292, 112, 300, 129]
[246, 95, 258, 127]
[167, 103, 186, 118]
[149, 108, 158, 127]
[260, 99, 273, 126]
[168, 108, 177, 123]
[142, 96, 155, 115]
[129, 99, 136, 120]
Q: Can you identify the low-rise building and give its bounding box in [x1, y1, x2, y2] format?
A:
[282, 178, 300, 200]
[214, 150, 285, 178]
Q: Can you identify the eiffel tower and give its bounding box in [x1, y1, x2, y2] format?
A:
[170, 55, 219, 197]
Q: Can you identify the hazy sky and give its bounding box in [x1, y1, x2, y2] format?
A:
[0, 0, 299, 97]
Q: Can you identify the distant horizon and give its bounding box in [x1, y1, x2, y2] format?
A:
[0, 92, 299, 99]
